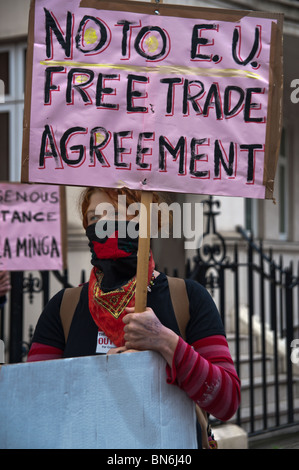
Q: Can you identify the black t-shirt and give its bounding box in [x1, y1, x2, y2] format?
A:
[32, 273, 225, 357]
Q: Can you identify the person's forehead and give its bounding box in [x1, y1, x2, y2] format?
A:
[87, 190, 114, 210]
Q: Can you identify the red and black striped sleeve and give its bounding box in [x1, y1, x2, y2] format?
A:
[27, 289, 66, 362]
[27, 342, 64, 362]
[166, 335, 241, 421]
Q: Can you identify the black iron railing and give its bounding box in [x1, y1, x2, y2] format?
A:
[187, 197, 299, 436]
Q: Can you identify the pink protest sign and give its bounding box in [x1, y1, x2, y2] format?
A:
[22, 0, 283, 199]
[0, 183, 66, 271]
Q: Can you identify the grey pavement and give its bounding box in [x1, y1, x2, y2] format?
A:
[249, 429, 299, 449]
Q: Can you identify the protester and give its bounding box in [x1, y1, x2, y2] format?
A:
[27, 187, 240, 444]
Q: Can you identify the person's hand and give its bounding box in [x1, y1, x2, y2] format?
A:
[0, 271, 11, 297]
[122, 307, 179, 366]
[123, 307, 165, 351]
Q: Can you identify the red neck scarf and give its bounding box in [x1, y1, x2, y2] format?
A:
[88, 252, 155, 347]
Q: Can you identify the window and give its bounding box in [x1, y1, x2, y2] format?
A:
[245, 129, 288, 240]
[245, 198, 258, 236]
[0, 51, 10, 95]
[0, 111, 10, 180]
[0, 42, 26, 182]
[278, 128, 288, 240]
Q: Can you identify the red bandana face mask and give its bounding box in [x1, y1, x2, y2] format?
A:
[86, 220, 139, 292]
[86, 221, 155, 346]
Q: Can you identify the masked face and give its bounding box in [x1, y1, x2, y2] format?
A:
[86, 220, 139, 259]
[85, 190, 139, 291]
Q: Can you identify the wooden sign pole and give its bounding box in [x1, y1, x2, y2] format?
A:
[134, 190, 153, 313]
[133, 0, 162, 313]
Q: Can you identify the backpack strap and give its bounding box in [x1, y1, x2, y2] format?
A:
[167, 276, 212, 450]
[60, 285, 83, 343]
[167, 276, 190, 341]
